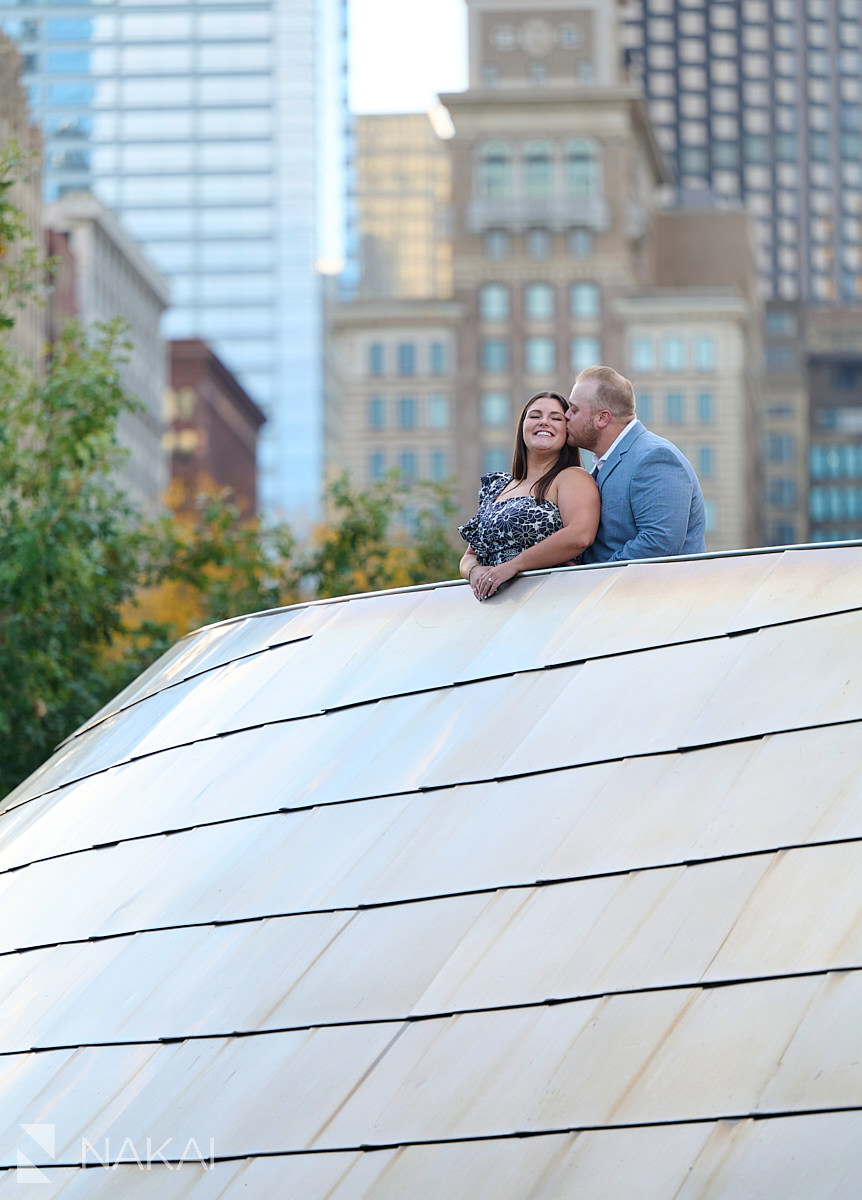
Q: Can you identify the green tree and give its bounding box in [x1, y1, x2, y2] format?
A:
[0, 145, 41, 330]
[0, 313, 148, 795]
[0, 149, 462, 798]
[304, 471, 461, 598]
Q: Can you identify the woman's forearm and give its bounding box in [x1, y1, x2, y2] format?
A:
[459, 548, 480, 581]
[506, 523, 594, 573]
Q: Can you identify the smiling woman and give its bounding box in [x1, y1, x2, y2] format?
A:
[458, 391, 601, 601]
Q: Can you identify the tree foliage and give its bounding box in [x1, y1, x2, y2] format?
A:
[303, 472, 459, 599]
[0, 150, 461, 797]
[0, 312, 146, 791]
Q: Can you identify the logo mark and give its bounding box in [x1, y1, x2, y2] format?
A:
[16, 1124, 55, 1185]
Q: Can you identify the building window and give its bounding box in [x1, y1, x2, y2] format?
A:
[524, 140, 553, 196]
[663, 336, 687, 371]
[704, 500, 717, 534]
[666, 392, 685, 423]
[429, 342, 446, 375]
[766, 345, 795, 370]
[693, 335, 716, 371]
[768, 478, 798, 507]
[368, 396, 385, 429]
[398, 396, 416, 429]
[369, 452, 386, 481]
[833, 364, 861, 390]
[428, 393, 450, 428]
[637, 391, 652, 422]
[766, 309, 798, 337]
[631, 335, 655, 372]
[369, 343, 384, 376]
[766, 433, 796, 463]
[397, 343, 415, 375]
[479, 142, 511, 198]
[481, 338, 509, 372]
[698, 446, 715, 478]
[566, 139, 600, 196]
[529, 60, 547, 86]
[399, 451, 417, 479]
[484, 229, 510, 258]
[481, 391, 509, 427]
[570, 281, 600, 318]
[571, 336, 601, 372]
[483, 447, 510, 473]
[430, 450, 450, 481]
[479, 283, 510, 320]
[525, 336, 556, 374]
[524, 283, 555, 320]
[697, 391, 715, 423]
[568, 228, 594, 258]
[525, 228, 551, 258]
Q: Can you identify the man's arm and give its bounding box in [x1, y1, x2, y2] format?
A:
[607, 447, 696, 562]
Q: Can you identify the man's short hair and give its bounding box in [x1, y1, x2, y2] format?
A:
[576, 365, 636, 420]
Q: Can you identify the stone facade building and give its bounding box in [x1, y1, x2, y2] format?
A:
[327, 299, 463, 493]
[439, 0, 762, 551]
[329, 0, 765, 553]
[44, 191, 170, 513]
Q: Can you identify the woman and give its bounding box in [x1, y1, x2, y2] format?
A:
[459, 391, 600, 601]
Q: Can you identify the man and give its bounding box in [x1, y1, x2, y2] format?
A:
[566, 365, 706, 563]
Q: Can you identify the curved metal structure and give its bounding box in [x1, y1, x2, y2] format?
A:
[2, 547, 862, 1197]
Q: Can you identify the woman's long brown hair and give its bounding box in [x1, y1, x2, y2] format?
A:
[511, 391, 582, 502]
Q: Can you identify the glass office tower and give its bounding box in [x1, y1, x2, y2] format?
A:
[623, 0, 862, 304]
[1, 0, 349, 517]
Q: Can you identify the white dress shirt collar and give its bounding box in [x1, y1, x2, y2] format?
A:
[592, 418, 637, 474]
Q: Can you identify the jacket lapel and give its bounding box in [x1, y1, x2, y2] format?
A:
[597, 420, 643, 491]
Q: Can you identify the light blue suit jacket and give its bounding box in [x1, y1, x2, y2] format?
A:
[583, 421, 706, 564]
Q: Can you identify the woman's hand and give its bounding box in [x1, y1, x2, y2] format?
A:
[473, 559, 518, 601]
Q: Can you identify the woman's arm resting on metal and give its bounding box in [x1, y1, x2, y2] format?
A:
[459, 546, 485, 600]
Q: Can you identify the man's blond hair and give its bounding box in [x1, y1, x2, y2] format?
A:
[575, 365, 636, 421]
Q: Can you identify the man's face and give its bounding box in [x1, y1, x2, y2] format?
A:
[565, 380, 601, 451]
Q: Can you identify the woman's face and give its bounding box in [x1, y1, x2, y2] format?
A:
[522, 397, 568, 455]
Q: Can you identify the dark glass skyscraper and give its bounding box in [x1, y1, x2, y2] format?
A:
[622, 0, 862, 303]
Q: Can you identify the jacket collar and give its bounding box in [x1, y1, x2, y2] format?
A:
[596, 419, 643, 486]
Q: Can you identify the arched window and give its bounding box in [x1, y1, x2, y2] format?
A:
[566, 139, 600, 197]
[479, 142, 511, 199]
[524, 139, 553, 197]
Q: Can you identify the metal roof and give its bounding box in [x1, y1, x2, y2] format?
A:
[2, 545, 862, 1197]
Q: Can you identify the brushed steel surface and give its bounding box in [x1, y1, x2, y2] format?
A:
[2, 548, 862, 1197]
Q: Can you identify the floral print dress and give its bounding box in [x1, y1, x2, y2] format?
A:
[458, 472, 564, 567]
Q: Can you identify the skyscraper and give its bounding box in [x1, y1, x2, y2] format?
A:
[622, 0, 862, 304]
[1, 0, 349, 517]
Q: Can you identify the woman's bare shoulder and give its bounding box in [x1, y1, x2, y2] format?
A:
[555, 465, 597, 489]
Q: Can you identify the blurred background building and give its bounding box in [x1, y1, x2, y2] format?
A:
[355, 111, 453, 302]
[328, 298, 463, 495]
[166, 339, 266, 520]
[0, 30, 44, 365]
[4, 0, 862, 552]
[622, 0, 862, 307]
[327, 0, 762, 552]
[45, 190, 170, 513]
[1, 0, 351, 520]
